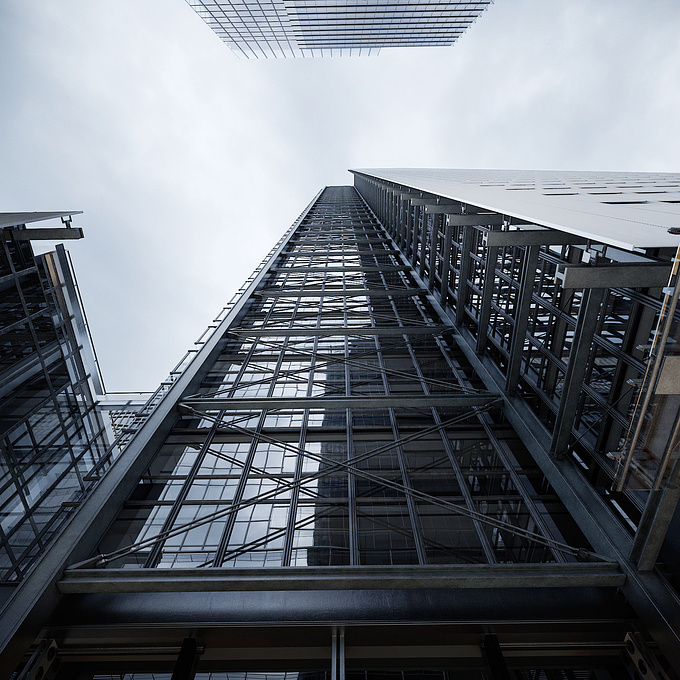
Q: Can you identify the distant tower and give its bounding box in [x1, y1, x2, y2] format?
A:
[185, 0, 493, 57]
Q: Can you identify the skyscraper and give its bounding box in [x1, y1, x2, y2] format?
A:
[185, 0, 493, 58]
[2, 172, 680, 679]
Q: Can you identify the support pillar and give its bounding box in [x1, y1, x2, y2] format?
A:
[171, 638, 198, 680]
[456, 226, 474, 326]
[440, 222, 453, 307]
[476, 239, 500, 354]
[551, 286, 605, 457]
[481, 634, 511, 680]
[505, 245, 540, 394]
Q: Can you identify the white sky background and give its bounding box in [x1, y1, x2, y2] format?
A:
[1, 0, 679, 392]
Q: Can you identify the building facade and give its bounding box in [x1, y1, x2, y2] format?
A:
[2, 176, 680, 679]
[185, 0, 493, 58]
[0, 214, 111, 598]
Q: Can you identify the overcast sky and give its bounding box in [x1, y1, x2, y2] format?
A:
[1, 0, 679, 392]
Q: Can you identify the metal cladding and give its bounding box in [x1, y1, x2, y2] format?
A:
[354, 168, 680, 250]
[185, 0, 493, 58]
[2, 183, 680, 677]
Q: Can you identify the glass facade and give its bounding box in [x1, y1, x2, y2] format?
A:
[0, 227, 111, 589]
[94, 187, 587, 573]
[185, 1, 493, 58]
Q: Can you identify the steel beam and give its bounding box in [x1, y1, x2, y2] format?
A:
[57, 563, 626, 593]
[426, 209, 503, 225]
[180, 394, 498, 411]
[557, 263, 672, 289]
[271, 266, 406, 273]
[281, 249, 401, 256]
[226, 325, 454, 337]
[410, 198, 448, 206]
[484, 229, 588, 247]
[255, 288, 423, 297]
[12, 227, 83, 241]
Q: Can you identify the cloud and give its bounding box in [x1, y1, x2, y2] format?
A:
[1, 0, 679, 390]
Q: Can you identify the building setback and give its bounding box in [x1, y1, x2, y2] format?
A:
[2, 173, 680, 678]
[185, 0, 493, 58]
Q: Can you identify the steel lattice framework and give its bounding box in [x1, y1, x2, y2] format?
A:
[2, 186, 679, 678]
[0, 218, 111, 587]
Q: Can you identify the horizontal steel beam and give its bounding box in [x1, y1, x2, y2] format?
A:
[281, 249, 401, 256]
[426, 209, 504, 223]
[227, 325, 454, 337]
[58, 563, 625, 594]
[409, 198, 451, 206]
[556, 263, 672, 289]
[484, 229, 588, 247]
[12, 227, 83, 241]
[255, 288, 423, 297]
[271, 266, 407, 273]
[180, 394, 498, 411]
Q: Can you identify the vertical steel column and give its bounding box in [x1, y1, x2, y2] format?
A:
[411, 205, 421, 270]
[398, 197, 408, 249]
[387, 190, 395, 237]
[400, 338, 498, 564]
[551, 286, 605, 457]
[345, 345, 359, 565]
[418, 210, 428, 279]
[373, 332, 428, 564]
[456, 226, 474, 326]
[476, 232, 500, 354]
[331, 627, 345, 680]
[401, 200, 413, 259]
[406, 203, 416, 261]
[597, 301, 655, 455]
[439, 220, 453, 307]
[282, 407, 310, 565]
[505, 245, 540, 394]
[427, 214, 440, 291]
[633, 484, 680, 570]
[171, 638, 198, 680]
[481, 634, 511, 680]
[544, 246, 582, 395]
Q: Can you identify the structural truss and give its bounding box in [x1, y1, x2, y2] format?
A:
[3, 183, 680, 678]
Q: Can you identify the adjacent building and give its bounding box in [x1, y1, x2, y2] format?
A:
[185, 0, 493, 58]
[2, 173, 680, 679]
[0, 214, 111, 596]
